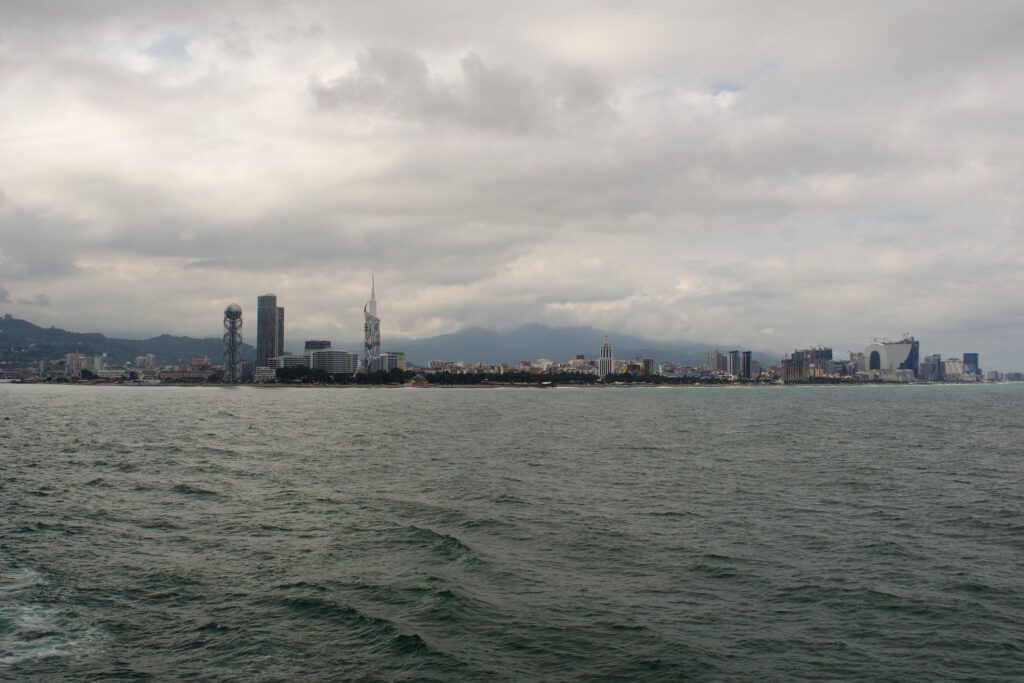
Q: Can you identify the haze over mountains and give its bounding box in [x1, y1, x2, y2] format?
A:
[340, 324, 780, 368]
[0, 315, 255, 366]
[1, 315, 780, 368]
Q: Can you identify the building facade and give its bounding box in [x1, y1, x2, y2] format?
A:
[919, 354, 944, 382]
[726, 351, 740, 377]
[741, 351, 752, 380]
[962, 353, 980, 379]
[782, 357, 810, 383]
[598, 335, 614, 377]
[383, 351, 407, 371]
[864, 336, 920, 377]
[311, 349, 359, 375]
[257, 294, 284, 367]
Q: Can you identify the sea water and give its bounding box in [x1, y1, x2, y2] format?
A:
[2, 383, 1022, 680]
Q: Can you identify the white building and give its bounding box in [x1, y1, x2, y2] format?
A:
[253, 367, 277, 383]
[275, 355, 309, 369]
[311, 349, 359, 375]
[864, 336, 920, 376]
[598, 335, 614, 377]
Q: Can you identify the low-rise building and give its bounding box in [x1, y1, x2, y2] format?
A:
[253, 367, 277, 383]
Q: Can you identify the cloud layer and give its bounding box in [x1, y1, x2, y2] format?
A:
[1, 2, 1023, 367]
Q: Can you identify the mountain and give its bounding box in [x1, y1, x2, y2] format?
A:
[0, 314, 255, 366]
[1, 314, 778, 369]
[359, 324, 780, 368]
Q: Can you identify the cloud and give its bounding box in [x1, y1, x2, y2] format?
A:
[0, 285, 11, 303]
[1, 3, 1023, 368]
[16, 293, 51, 307]
[310, 47, 613, 133]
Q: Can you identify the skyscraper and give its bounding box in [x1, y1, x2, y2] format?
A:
[963, 352, 980, 379]
[257, 294, 284, 366]
[727, 350, 740, 377]
[363, 277, 382, 373]
[741, 350, 752, 380]
[598, 335, 614, 377]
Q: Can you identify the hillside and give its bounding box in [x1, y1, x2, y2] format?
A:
[0, 314, 255, 366]
[1, 314, 778, 369]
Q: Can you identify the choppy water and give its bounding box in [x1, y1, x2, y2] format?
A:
[1, 383, 1023, 681]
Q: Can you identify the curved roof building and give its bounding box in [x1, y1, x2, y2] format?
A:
[865, 336, 920, 377]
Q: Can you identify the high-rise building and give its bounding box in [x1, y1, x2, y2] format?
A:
[598, 335, 614, 377]
[705, 349, 727, 372]
[641, 358, 654, 376]
[963, 353, 980, 379]
[363, 277, 383, 373]
[727, 351, 741, 376]
[781, 357, 810, 383]
[919, 354, 944, 382]
[257, 294, 284, 366]
[383, 351, 407, 371]
[304, 340, 331, 351]
[741, 351, 752, 380]
[791, 347, 833, 373]
[864, 336, 920, 377]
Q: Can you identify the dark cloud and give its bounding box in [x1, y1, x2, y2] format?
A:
[0, 285, 11, 303]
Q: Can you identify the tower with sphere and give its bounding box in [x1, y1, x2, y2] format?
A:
[223, 303, 243, 383]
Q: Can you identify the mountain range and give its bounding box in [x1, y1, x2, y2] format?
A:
[0, 315, 780, 368]
[0, 314, 255, 366]
[331, 323, 779, 368]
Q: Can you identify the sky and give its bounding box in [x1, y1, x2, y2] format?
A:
[1, 1, 1022, 368]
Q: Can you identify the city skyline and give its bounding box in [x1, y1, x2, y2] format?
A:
[1, 3, 1022, 368]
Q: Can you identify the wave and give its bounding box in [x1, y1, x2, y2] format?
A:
[0, 562, 104, 666]
[171, 483, 222, 497]
[403, 525, 480, 563]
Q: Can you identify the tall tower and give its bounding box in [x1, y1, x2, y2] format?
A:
[363, 276, 382, 373]
[257, 294, 283, 366]
[598, 335, 614, 377]
[223, 304, 243, 383]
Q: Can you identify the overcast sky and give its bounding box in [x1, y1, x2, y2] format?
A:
[1, 1, 1022, 367]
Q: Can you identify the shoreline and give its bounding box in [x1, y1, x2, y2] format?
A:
[3, 380, 1017, 389]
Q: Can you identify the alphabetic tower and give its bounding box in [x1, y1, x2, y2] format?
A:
[223, 303, 243, 383]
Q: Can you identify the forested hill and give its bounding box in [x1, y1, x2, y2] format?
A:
[0, 314, 254, 366]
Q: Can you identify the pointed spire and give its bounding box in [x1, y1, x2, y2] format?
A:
[368, 274, 377, 316]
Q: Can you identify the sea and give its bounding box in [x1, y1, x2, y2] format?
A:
[1, 383, 1022, 681]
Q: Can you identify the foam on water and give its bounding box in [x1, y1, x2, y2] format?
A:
[0, 561, 104, 666]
